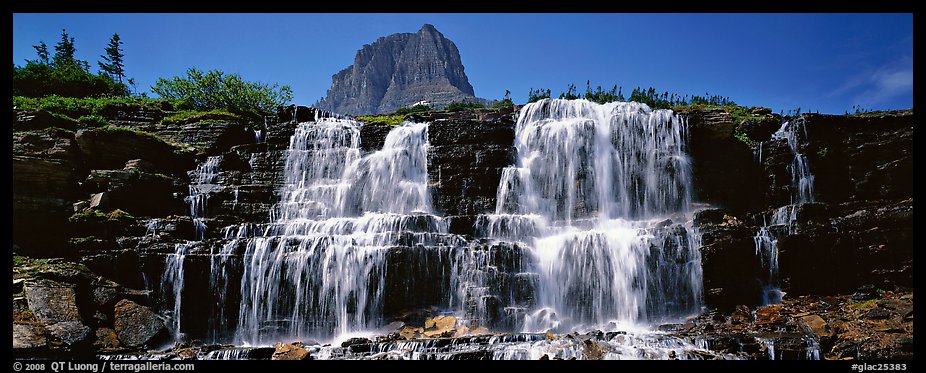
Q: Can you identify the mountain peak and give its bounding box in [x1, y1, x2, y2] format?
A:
[316, 25, 486, 115]
[418, 23, 438, 33]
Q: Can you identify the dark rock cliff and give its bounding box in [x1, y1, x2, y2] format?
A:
[688, 109, 913, 311]
[12, 103, 913, 359]
[315, 24, 487, 115]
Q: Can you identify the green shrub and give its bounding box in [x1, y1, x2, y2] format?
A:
[355, 114, 409, 127]
[76, 114, 109, 127]
[68, 208, 134, 224]
[527, 88, 551, 103]
[151, 68, 292, 114]
[13, 95, 182, 120]
[446, 101, 486, 112]
[528, 83, 734, 109]
[100, 125, 192, 152]
[492, 98, 514, 109]
[160, 109, 243, 126]
[395, 104, 432, 115]
[13, 61, 128, 98]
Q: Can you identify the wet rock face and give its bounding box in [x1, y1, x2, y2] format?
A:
[696, 220, 765, 310]
[685, 108, 766, 213]
[113, 299, 166, 347]
[801, 113, 913, 203]
[83, 166, 186, 217]
[75, 128, 195, 174]
[697, 198, 913, 311]
[777, 199, 913, 295]
[13, 128, 83, 256]
[426, 113, 517, 218]
[357, 107, 517, 219]
[316, 24, 486, 115]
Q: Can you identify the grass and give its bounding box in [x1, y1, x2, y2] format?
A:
[13, 95, 184, 120]
[68, 208, 135, 225]
[160, 109, 245, 126]
[77, 114, 110, 127]
[355, 114, 410, 127]
[849, 299, 879, 310]
[43, 126, 75, 135]
[13, 255, 94, 281]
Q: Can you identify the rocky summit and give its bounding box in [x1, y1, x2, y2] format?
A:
[315, 24, 489, 115]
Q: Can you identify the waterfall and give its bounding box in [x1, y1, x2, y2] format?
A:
[160, 155, 223, 340]
[478, 99, 702, 332]
[753, 117, 816, 305]
[161, 242, 192, 341]
[230, 114, 447, 345]
[189, 156, 222, 241]
[774, 120, 815, 204]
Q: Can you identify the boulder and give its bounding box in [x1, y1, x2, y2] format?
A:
[272, 342, 309, 360]
[92, 327, 121, 350]
[13, 324, 47, 349]
[423, 315, 457, 337]
[45, 321, 91, 345]
[731, 305, 755, 325]
[800, 314, 832, 338]
[24, 281, 82, 323]
[89, 192, 109, 210]
[113, 299, 166, 347]
[340, 337, 372, 347]
[92, 286, 119, 306]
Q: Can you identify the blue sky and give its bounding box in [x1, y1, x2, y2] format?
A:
[12, 13, 913, 114]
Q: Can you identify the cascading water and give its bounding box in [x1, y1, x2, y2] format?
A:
[225, 112, 454, 345]
[477, 99, 702, 332]
[161, 242, 192, 340]
[160, 155, 223, 339]
[189, 156, 222, 241]
[753, 118, 816, 305]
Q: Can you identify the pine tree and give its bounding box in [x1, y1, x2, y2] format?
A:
[32, 41, 50, 65]
[52, 29, 77, 69]
[99, 33, 125, 83]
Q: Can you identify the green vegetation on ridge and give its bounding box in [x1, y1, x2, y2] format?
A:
[152, 68, 293, 114]
[13, 29, 130, 98]
[528, 81, 736, 109]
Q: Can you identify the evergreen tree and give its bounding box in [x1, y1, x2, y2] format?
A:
[52, 29, 77, 69]
[99, 33, 125, 83]
[32, 41, 50, 65]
